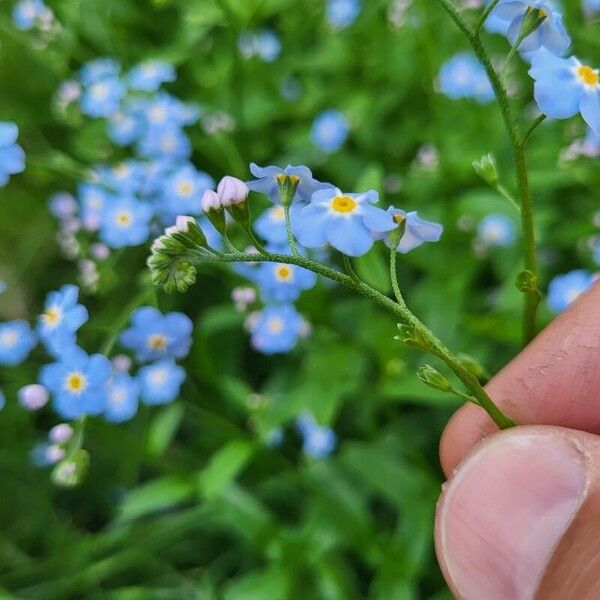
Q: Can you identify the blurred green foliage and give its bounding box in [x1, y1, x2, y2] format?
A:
[0, 0, 599, 598]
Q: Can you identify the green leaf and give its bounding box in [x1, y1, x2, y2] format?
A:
[354, 244, 391, 294]
[197, 440, 253, 499]
[146, 404, 185, 458]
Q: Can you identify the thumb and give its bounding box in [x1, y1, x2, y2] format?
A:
[435, 426, 600, 600]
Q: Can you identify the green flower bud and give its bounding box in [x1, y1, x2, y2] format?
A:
[51, 449, 89, 487]
[473, 153, 499, 187]
[276, 173, 300, 208]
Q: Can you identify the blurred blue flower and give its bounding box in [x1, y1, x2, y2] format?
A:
[138, 125, 191, 161]
[108, 109, 144, 146]
[547, 269, 595, 313]
[477, 213, 516, 247]
[529, 49, 600, 133]
[79, 59, 121, 86]
[384, 207, 443, 253]
[138, 358, 185, 405]
[254, 205, 288, 244]
[12, 0, 46, 30]
[583, 0, 600, 13]
[490, 0, 570, 55]
[593, 242, 600, 265]
[97, 161, 145, 195]
[438, 53, 494, 103]
[160, 164, 215, 219]
[48, 192, 77, 220]
[40, 346, 111, 419]
[310, 110, 349, 153]
[256, 259, 317, 303]
[296, 414, 336, 458]
[120, 307, 193, 363]
[292, 187, 396, 257]
[139, 93, 197, 128]
[198, 215, 223, 250]
[256, 30, 282, 62]
[250, 304, 304, 354]
[0, 390, 4, 411]
[247, 163, 332, 203]
[99, 197, 153, 248]
[326, 0, 362, 28]
[104, 373, 140, 423]
[30, 443, 64, 468]
[37, 285, 88, 357]
[0, 320, 37, 366]
[79, 183, 111, 231]
[80, 77, 125, 118]
[0, 122, 26, 187]
[128, 60, 176, 92]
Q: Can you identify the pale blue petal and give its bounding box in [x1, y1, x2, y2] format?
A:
[326, 217, 373, 256]
[580, 90, 600, 134]
[361, 204, 397, 233]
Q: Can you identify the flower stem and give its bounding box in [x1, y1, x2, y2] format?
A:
[283, 204, 300, 257]
[195, 249, 515, 430]
[434, 0, 539, 345]
[521, 114, 547, 149]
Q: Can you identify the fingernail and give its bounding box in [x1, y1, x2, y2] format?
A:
[436, 431, 587, 600]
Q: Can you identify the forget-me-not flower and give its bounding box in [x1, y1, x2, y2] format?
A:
[12, 0, 46, 30]
[326, 0, 362, 28]
[160, 164, 215, 219]
[79, 183, 111, 231]
[384, 207, 443, 253]
[247, 163, 332, 204]
[100, 197, 153, 248]
[438, 53, 494, 103]
[108, 110, 144, 146]
[79, 59, 121, 86]
[311, 110, 349, 153]
[529, 49, 600, 133]
[250, 304, 304, 354]
[254, 205, 289, 244]
[292, 187, 396, 256]
[547, 269, 595, 312]
[296, 414, 337, 458]
[0, 122, 26, 187]
[477, 213, 516, 247]
[128, 60, 176, 92]
[40, 346, 111, 419]
[138, 125, 191, 161]
[0, 320, 37, 366]
[489, 1, 570, 55]
[80, 77, 125, 118]
[104, 373, 140, 423]
[255, 30, 282, 62]
[120, 306, 193, 363]
[256, 259, 317, 304]
[138, 358, 185, 405]
[37, 285, 88, 356]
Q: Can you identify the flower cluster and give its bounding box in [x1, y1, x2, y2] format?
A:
[12, 0, 54, 32]
[438, 53, 494, 103]
[149, 162, 443, 355]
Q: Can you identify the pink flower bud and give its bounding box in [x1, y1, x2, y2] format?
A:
[175, 215, 195, 232]
[201, 189, 221, 212]
[46, 445, 66, 464]
[18, 384, 49, 411]
[112, 354, 132, 372]
[151, 236, 166, 252]
[90, 243, 110, 260]
[217, 176, 249, 206]
[49, 423, 74, 445]
[164, 226, 178, 236]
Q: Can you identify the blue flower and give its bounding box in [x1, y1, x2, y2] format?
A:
[48, 192, 77, 220]
[159, 164, 215, 220]
[529, 49, 600, 133]
[37, 285, 88, 357]
[383, 207, 443, 253]
[140, 159, 175, 197]
[80, 76, 125, 118]
[490, 1, 570, 55]
[255, 30, 282, 62]
[485, 0, 511, 34]
[247, 163, 332, 204]
[547, 269, 595, 313]
[100, 197, 153, 248]
[79, 59, 121, 86]
[12, 0, 46, 30]
[296, 414, 336, 458]
[310, 110, 349, 153]
[199, 215, 223, 250]
[128, 60, 176, 92]
[254, 205, 289, 244]
[96, 161, 145, 195]
[0, 122, 25, 187]
[438, 53, 494, 103]
[78, 183, 111, 231]
[108, 109, 144, 146]
[326, 0, 362, 28]
[477, 213, 516, 247]
[104, 373, 140, 423]
[138, 125, 191, 161]
[137, 358, 185, 405]
[250, 304, 304, 354]
[292, 187, 396, 257]
[139, 93, 197, 128]
[0, 320, 37, 366]
[119, 307, 193, 363]
[40, 346, 111, 419]
[256, 258, 317, 303]
[583, 0, 600, 13]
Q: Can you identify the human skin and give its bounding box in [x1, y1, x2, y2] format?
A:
[435, 282, 600, 599]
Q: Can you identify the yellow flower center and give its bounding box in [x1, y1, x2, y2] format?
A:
[113, 164, 129, 178]
[392, 213, 406, 224]
[43, 306, 62, 327]
[275, 265, 293, 282]
[0, 330, 18, 347]
[177, 181, 194, 197]
[578, 65, 599, 86]
[66, 372, 86, 393]
[270, 206, 285, 221]
[267, 317, 284, 334]
[116, 211, 132, 226]
[331, 195, 357, 213]
[148, 333, 168, 350]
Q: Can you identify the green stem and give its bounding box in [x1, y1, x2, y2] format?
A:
[342, 255, 360, 284]
[495, 183, 521, 213]
[434, 0, 539, 345]
[194, 249, 515, 430]
[389, 247, 406, 307]
[283, 204, 300, 257]
[521, 114, 547, 149]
